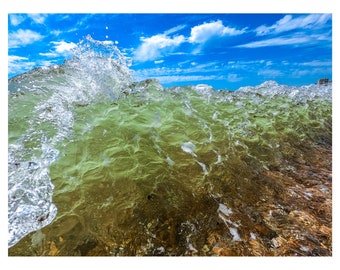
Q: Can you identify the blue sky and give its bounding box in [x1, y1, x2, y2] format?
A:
[8, 13, 332, 90]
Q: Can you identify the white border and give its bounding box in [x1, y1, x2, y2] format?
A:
[1, 1, 338, 269]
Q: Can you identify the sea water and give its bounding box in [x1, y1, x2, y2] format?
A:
[8, 35, 332, 255]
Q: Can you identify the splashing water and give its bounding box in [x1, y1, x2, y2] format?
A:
[8, 35, 133, 248]
[8, 36, 332, 255]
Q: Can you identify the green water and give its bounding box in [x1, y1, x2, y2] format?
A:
[8, 77, 332, 255]
[8, 36, 332, 255]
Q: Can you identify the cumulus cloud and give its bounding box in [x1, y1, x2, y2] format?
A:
[50, 41, 77, 54]
[8, 29, 44, 48]
[255, 14, 331, 36]
[39, 41, 77, 58]
[134, 20, 246, 62]
[188, 20, 246, 44]
[134, 34, 185, 61]
[9, 14, 26, 26]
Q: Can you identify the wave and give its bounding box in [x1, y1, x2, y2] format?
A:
[8, 36, 332, 254]
[8, 35, 134, 247]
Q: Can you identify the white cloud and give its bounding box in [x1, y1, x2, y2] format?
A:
[134, 66, 182, 77]
[50, 30, 62, 36]
[134, 61, 221, 79]
[226, 60, 267, 70]
[154, 60, 164, 64]
[151, 75, 222, 84]
[8, 55, 60, 77]
[299, 60, 332, 67]
[8, 29, 44, 48]
[39, 41, 77, 58]
[8, 55, 28, 62]
[291, 65, 332, 78]
[8, 55, 35, 75]
[190, 62, 220, 71]
[50, 41, 77, 54]
[292, 69, 310, 77]
[39, 52, 58, 58]
[9, 14, 25, 26]
[133, 61, 227, 86]
[164, 24, 186, 35]
[227, 73, 242, 82]
[134, 21, 246, 62]
[134, 34, 185, 61]
[28, 14, 48, 24]
[38, 60, 57, 67]
[257, 69, 283, 77]
[256, 14, 331, 36]
[188, 20, 246, 44]
[236, 36, 311, 48]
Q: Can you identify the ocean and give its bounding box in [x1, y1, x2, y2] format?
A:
[8, 36, 332, 256]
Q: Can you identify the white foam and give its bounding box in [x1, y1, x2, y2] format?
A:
[181, 142, 197, 157]
[229, 227, 241, 241]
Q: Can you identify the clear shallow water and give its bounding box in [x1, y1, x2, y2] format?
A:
[8, 36, 332, 255]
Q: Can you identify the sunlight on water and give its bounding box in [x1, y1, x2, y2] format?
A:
[8, 36, 332, 255]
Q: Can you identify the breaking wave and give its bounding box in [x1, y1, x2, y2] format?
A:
[8, 35, 332, 255]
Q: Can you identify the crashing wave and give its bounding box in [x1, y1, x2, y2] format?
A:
[8, 35, 133, 247]
[8, 36, 332, 252]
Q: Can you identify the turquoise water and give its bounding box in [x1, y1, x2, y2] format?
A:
[8, 36, 332, 255]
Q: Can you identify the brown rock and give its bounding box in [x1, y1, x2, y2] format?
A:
[47, 241, 60, 256]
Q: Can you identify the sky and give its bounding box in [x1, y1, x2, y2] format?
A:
[8, 13, 332, 90]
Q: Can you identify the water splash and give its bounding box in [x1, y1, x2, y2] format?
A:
[8, 35, 133, 247]
[8, 38, 332, 255]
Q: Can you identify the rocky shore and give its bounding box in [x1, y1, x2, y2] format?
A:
[9, 139, 332, 256]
